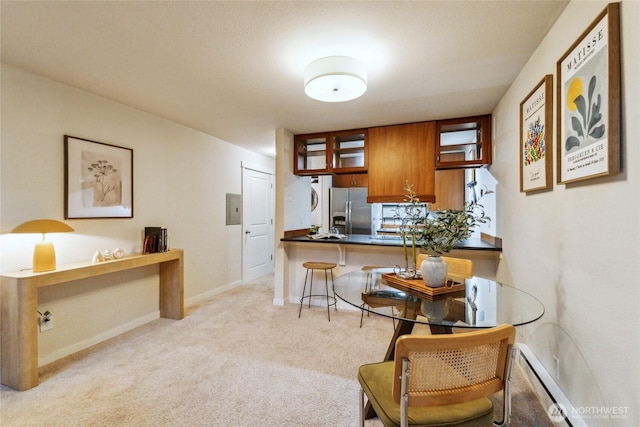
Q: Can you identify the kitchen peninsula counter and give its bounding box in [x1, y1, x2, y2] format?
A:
[280, 235, 501, 252]
[279, 234, 502, 308]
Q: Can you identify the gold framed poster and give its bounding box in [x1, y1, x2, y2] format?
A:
[556, 2, 620, 184]
[520, 75, 553, 193]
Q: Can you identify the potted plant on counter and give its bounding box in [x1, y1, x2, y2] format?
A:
[419, 187, 492, 287]
[397, 180, 492, 287]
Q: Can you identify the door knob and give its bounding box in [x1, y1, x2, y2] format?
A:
[245, 230, 251, 234]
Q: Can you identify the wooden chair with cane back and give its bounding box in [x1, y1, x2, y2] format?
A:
[357, 324, 517, 427]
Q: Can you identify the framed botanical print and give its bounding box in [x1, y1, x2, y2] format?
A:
[64, 135, 134, 219]
[556, 2, 620, 184]
[520, 75, 553, 193]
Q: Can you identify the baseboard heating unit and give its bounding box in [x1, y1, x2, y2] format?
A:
[517, 343, 587, 427]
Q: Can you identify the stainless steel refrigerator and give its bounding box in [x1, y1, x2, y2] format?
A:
[329, 187, 372, 235]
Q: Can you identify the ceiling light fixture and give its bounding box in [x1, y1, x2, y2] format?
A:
[304, 56, 367, 103]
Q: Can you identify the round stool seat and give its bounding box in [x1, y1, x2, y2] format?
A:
[303, 261, 337, 270]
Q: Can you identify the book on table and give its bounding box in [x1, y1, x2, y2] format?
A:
[143, 227, 169, 253]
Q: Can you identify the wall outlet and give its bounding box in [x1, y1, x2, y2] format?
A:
[39, 311, 54, 332]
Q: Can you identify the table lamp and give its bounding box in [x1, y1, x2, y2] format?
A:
[11, 219, 75, 272]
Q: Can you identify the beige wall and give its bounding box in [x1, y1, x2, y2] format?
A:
[0, 65, 274, 365]
[486, 1, 639, 424]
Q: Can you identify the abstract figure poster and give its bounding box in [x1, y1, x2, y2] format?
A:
[556, 3, 620, 184]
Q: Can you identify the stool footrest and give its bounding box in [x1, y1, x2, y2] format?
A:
[299, 295, 337, 306]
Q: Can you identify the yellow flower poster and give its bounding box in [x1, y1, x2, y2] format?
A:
[556, 3, 620, 184]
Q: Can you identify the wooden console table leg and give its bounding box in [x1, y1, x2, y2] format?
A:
[159, 255, 184, 320]
[1, 278, 39, 390]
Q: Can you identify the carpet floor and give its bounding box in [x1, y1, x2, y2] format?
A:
[0, 274, 552, 426]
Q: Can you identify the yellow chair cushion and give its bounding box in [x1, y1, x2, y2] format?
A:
[358, 361, 494, 427]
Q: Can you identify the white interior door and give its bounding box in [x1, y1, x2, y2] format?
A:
[242, 167, 274, 282]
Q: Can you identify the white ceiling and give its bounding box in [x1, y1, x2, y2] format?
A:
[1, 1, 568, 157]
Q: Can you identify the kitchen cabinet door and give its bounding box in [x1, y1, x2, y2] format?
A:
[294, 129, 367, 176]
[294, 133, 330, 175]
[332, 173, 369, 188]
[436, 115, 492, 168]
[430, 152, 465, 211]
[367, 121, 436, 203]
[331, 129, 367, 174]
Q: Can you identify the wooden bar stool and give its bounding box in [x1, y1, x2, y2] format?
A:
[298, 261, 338, 321]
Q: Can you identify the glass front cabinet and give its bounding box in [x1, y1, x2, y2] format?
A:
[435, 115, 492, 169]
[294, 129, 367, 176]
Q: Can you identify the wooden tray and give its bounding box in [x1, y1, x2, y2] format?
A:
[382, 273, 465, 300]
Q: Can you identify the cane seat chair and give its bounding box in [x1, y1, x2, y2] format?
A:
[358, 324, 517, 427]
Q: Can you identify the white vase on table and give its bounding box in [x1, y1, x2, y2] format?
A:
[420, 255, 448, 288]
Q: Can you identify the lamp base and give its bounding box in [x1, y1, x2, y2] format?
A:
[33, 241, 56, 272]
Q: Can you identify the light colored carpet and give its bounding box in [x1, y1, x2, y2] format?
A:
[0, 274, 552, 426]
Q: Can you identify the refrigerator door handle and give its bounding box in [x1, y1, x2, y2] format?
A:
[346, 201, 352, 234]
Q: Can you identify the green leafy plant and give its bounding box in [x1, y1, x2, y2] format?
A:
[421, 188, 492, 256]
[397, 181, 493, 265]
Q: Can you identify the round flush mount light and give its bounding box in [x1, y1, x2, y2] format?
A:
[304, 56, 367, 103]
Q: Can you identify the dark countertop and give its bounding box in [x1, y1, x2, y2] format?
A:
[280, 234, 501, 252]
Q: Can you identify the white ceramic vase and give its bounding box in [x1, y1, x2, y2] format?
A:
[420, 255, 448, 288]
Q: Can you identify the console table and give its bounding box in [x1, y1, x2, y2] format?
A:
[1, 249, 184, 391]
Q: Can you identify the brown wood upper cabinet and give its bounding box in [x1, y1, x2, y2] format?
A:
[367, 121, 436, 203]
[294, 129, 367, 176]
[436, 115, 492, 169]
[431, 152, 465, 211]
[332, 173, 369, 188]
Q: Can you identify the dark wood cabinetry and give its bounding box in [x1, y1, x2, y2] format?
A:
[332, 173, 369, 188]
[431, 152, 465, 211]
[436, 115, 491, 169]
[294, 129, 367, 176]
[293, 115, 490, 204]
[367, 122, 436, 203]
[293, 132, 329, 175]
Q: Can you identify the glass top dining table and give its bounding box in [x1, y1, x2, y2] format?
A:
[335, 268, 545, 421]
[333, 268, 545, 331]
